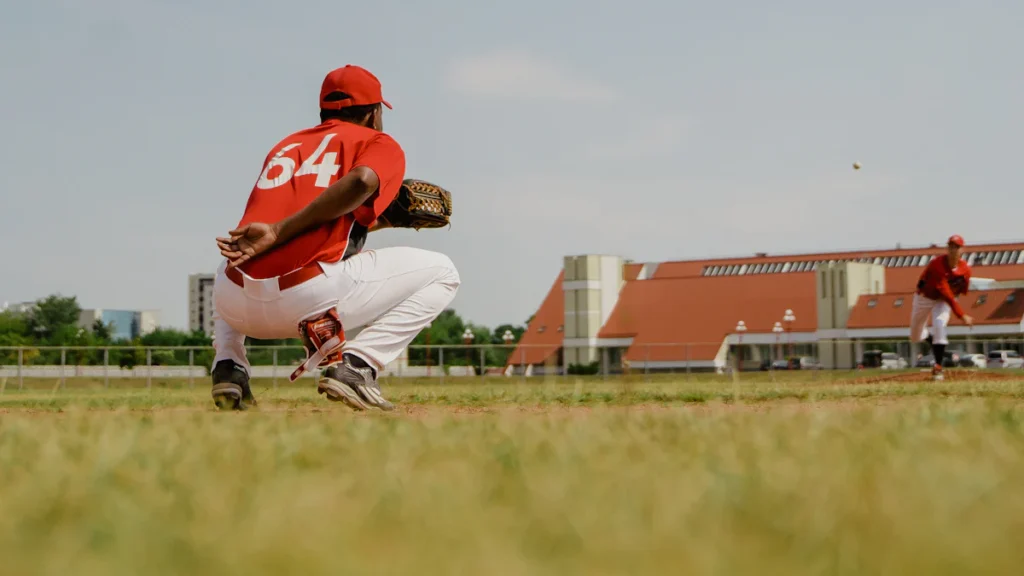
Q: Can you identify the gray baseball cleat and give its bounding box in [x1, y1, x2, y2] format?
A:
[317, 354, 394, 411]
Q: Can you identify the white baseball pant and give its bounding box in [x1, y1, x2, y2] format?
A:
[909, 293, 952, 345]
[210, 246, 460, 374]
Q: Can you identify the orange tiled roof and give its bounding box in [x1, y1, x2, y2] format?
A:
[848, 289, 1024, 329]
[599, 274, 817, 362]
[508, 270, 564, 366]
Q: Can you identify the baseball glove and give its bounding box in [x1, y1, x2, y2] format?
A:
[378, 179, 453, 230]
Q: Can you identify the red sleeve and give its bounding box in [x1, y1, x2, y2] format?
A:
[937, 278, 966, 319]
[351, 133, 406, 227]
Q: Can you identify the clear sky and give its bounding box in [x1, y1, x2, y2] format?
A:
[1, 0, 1021, 330]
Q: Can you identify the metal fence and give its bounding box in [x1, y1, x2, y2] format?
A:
[0, 338, 1022, 389]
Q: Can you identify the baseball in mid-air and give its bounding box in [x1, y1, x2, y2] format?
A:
[853, 161, 862, 170]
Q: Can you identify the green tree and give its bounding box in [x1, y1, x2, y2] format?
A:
[486, 323, 526, 367]
[405, 310, 527, 370]
[408, 309, 466, 366]
[26, 295, 82, 342]
[0, 310, 29, 339]
[92, 319, 113, 341]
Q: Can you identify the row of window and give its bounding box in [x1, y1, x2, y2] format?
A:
[866, 292, 1017, 309]
[701, 250, 1024, 277]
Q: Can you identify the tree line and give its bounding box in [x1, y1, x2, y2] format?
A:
[0, 294, 526, 372]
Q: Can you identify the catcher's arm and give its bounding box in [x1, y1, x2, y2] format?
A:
[218, 167, 381, 267]
[272, 167, 379, 245]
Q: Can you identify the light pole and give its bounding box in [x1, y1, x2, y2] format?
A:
[783, 309, 796, 360]
[462, 328, 474, 375]
[735, 320, 747, 372]
[773, 322, 784, 365]
[502, 329, 515, 367]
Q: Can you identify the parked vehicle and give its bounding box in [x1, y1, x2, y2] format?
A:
[987, 350, 1024, 369]
[879, 352, 908, 370]
[791, 356, 823, 370]
[959, 353, 988, 369]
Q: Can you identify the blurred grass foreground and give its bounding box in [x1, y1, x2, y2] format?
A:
[1, 378, 1024, 575]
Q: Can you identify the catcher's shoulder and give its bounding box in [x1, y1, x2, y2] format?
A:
[370, 130, 404, 148]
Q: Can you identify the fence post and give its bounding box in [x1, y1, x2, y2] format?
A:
[188, 348, 195, 389]
[60, 347, 66, 389]
[17, 347, 23, 390]
[104, 348, 109, 388]
[439, 347, 445, 385]
[479, 346, 486, 378]
[146, 348, 152, 389]
[520, 347, 525, 382]
[273, 348, 278, 389]
[645, 345, 650, 382]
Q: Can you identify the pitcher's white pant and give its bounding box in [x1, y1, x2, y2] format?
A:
[211, 247, 460, 374]
[909, 293, 951, 345]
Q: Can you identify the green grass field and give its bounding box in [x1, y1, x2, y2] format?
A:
[2, 373, 1024, 575]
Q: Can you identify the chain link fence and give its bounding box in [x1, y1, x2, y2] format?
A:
[0, 338, 1022, 389]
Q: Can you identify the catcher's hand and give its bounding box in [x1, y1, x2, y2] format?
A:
[378, 179, 452, 230]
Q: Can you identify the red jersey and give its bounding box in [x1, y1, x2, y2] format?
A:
[236, 119, 405, 279]
[917, 255, 972, 318]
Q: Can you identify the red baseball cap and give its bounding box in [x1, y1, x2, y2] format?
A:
[319, 65, 392, 110]
[948, 234, 965, 247]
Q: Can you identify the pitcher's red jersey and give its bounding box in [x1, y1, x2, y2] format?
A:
[916, 255, 972, 318]
[236, 119, 405, 279]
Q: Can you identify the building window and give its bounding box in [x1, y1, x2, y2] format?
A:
[1007, 294, 1017, 303]
[894, 298, 904, 307]
[976, 295, 987, 306]
[839, 271, 845, 297]
[868, 299, 877, 308]
[821, 272, 828, 299]
[538, 326, 547, 333]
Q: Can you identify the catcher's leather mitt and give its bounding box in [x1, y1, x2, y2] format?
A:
[379, 179, 452, 230]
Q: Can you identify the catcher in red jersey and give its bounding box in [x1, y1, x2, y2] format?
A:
[210, 65, 460, 412]
[910, 234, 973, 381]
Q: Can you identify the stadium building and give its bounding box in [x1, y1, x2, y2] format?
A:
[508, 241, 1024, 374]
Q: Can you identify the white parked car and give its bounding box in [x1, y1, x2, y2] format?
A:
[879, 353, 908, 370]
[987, 350, 1024, 369]
[959, 353, 988, 369]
